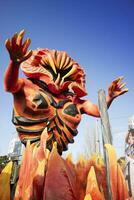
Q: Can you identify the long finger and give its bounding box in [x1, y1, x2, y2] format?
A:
[22, 38, 31, 54]
[117, 76, 124, 84]
[119, 88, 129, 95]
[113, 76, 124, 84]
[16, 29, 25, 46]
[11, 32, 18, 50]
[5, 39, 11, 52]
[118, 82, 126, 89]
[20, 50, 32, 62]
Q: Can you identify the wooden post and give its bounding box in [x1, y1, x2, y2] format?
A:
[95, 119, 101, 156]
[98, 89, 113, 200]
[98, 89, 112, 144]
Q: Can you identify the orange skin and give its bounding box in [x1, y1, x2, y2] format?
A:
[4, 30, 128, 154]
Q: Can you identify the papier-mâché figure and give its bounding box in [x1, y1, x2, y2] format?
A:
[4, 30, 128, 154]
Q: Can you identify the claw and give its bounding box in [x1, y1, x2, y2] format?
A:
[113, 76, 124, 84]
[122, 88, 129, 93]
[16, 29, 25, 46]
[21, 50, 33, 62]
[117, 76, 124, 83]
[19, 29, 25, 36]
[119, 83, 126, 89]
[11, 32, 18, 48]
[5, 39, 11, 51]
[22, 38, 31, 53]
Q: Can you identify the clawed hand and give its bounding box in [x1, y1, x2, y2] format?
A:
[108, 76, 128, 98]
[5, 30, 32, 64]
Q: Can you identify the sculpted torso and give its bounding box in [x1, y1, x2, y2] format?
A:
[12, 78, 83, 154]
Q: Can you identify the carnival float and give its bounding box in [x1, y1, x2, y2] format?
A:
[0, 30, 131, 200]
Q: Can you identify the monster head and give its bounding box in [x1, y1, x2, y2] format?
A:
[21, 48, 87, 97]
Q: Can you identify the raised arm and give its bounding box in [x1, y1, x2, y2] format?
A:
[81, 77, 128, 117]
[4, 30, 32, 93]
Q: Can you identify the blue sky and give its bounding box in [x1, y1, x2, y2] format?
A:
[0, 0, 134, 158]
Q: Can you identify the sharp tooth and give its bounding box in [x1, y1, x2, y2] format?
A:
[56, 52, 62, 69]
[52, 50, 57, 67]
[60, 77, 64, 86]
[63, 66, 77, 79]
[59, 52, 66, 69]
[47, 54, 57, 74]
[64, 61, 73, 69]
[42, 55, 57, 74]
[55, 73, 60, 85]
[62, 56, 71, 69]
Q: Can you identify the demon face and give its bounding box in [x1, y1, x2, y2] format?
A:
[21, 48, 87, 97]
